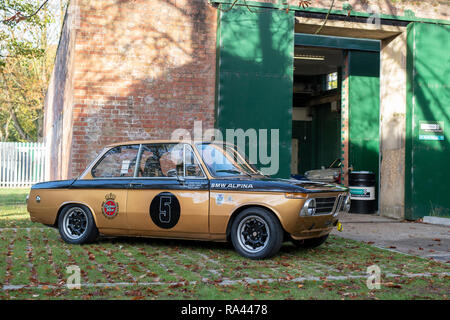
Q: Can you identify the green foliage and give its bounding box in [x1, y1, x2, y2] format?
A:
[0, 0, 58, 142]
[0, 0, 51, 61]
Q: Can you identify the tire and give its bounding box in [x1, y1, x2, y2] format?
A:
[230, 207, 283, 260]
[58, 204, 99, 244]
[291, 234, 329, 249]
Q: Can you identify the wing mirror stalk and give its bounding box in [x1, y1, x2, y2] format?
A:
[177, 175, 185, 184]
[167, 169, 185, 184]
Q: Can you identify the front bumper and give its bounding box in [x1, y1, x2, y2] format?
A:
[286, 192, 348, 239]
[289, 214, 340, 239]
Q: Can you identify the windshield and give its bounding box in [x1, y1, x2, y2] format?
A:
[196, 143, 261, 177]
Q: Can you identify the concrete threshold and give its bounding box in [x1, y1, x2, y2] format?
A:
[423, 216, 450, 227]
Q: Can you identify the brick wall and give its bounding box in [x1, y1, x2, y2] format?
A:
[47, 0, 217, 179]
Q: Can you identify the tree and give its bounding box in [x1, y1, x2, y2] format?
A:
[0, 0, 51, 66]
[0, 0, 58, 142]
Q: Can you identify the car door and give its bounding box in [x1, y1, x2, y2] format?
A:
[71, 144, 140, 233]
[126, 143, 210, 239]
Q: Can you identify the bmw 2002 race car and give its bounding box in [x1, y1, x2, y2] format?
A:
[27, 140, 350, 259]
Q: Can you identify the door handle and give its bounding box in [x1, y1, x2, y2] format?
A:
[129, 183, 144, 189]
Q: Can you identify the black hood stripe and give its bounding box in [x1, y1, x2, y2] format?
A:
[32, 177, 347, 194]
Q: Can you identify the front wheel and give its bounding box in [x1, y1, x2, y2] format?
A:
[230, 207, 283, 260]
[58, 204, 99, 244]
[291, 234, 329, 249]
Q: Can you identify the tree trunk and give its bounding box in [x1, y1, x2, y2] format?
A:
[1, 114, 12, 142]
[9, 108, 30, 141]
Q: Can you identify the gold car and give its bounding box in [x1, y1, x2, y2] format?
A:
[27, 140, 350, 259]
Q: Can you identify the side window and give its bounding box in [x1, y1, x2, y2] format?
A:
[138, 144, 182, 177]
[92, 145, 140, 178]
[138, 145, 163, 177]
[160, 144, 184, 177]
[137, 143, 204, 178]
[185, 145, 204, 178]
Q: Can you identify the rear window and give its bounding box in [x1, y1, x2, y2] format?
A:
[91, 145, 140, 178]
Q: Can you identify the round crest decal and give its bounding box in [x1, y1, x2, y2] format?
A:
[149, 192, 180, 229]
[102, 193, 119, 219]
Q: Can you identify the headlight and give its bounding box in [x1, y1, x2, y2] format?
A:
[343, 195, 351, 213]
[300, 198, 316, 216]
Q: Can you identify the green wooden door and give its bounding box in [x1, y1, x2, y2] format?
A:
[348, 51, 380, 176]
[406, 23, 450, 219]
[348, 51, 380, 208]
[292, 120, 312, 174]
[216, 5, 294, 178]
[313, 104, 341, 170]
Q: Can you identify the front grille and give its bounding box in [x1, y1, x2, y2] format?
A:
[315, 197, 336, 215]
[334, 195, 345, 214]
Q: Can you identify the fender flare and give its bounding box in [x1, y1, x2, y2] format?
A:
[55, 201, 99, 227]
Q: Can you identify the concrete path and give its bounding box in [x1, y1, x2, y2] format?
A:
[331, 213, 450, 263]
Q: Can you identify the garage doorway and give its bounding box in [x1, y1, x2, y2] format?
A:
[291, 46, 344, 183]
[292, 35, 381, 213]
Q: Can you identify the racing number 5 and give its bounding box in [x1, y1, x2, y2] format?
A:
[159, 196, 172, 223]
[150, 192, 180, 229]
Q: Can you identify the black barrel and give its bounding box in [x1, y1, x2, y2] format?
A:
[349, 171, 376, 214]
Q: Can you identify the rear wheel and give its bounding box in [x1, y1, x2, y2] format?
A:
[231, 207, 283, 260]
[291, 234, 329, 249]
[58, 204, 99, 244]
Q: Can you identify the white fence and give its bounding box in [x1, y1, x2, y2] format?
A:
[0, 142, 46, 188]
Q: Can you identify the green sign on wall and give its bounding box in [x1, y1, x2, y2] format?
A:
[418, 121, 445, 141]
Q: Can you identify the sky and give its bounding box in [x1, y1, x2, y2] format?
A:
[47, 0, 69, 45]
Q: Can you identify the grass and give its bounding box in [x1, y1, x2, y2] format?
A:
[0, 188, 34, 228]
[428, 201, 450, 218]
[0, 188, 29, 205]
[0, 188, 449, 300]
[1, 276, 448, 300]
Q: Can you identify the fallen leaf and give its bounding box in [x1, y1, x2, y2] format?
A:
[384, 282, 402, 289]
